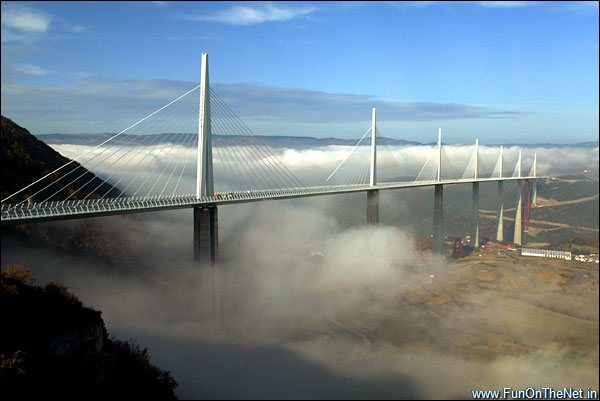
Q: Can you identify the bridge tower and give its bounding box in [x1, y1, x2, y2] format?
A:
[367, 107, 379, 225]
[194, 52, 218, 263]
[531, 153, 538, 206]
[523, 180, 532, 231]
[495, 146, 504, 241]
[471, 139, 480, 249]
[513, 150, 523, 246]
[432, 128, 444, 255]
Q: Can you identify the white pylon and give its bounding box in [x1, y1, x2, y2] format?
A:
[531, 152, 538, 206]
[436, 128, 442, 182]
[474, 139, 479, 180]
[197, 52, 214, 199]
[370, 108, 377, 187]
[499, 145, 503, 178]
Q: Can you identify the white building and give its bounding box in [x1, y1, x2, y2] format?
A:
[521, 248, 572, 261]
[575, 254, 600, 264]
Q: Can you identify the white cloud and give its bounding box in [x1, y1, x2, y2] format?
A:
[1, 28, 26, 43]
[383, 1, 438, 10]
[3, 76, 596, 143]
[1, 4, 50, 33]
[374, 1, 536, 11]
[1, 78, 198, 134]
[13, 63, 48, 76]
[407, 1, 438, 7]
[474, 1, 534, 8]
[1, 3, 85, 43]
[212, 83, 524, 123]
[189, 3, 316, 25]
[71, 24, 85, 33]
[1, 78, 525, 137]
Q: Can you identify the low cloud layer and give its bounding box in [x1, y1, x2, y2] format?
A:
[2, 139, 598, 398]
[2, 195, 598, 398]
[47, 142, 599, 198]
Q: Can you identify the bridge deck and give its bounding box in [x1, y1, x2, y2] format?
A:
[1, 176, 539, 225]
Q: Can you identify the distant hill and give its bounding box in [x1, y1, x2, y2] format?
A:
[1, 116, 120, 203]
[36, 132, 599, 149]
[36, 132, 422, 149]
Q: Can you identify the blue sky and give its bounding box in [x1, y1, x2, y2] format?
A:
[1, 1, 598, 143]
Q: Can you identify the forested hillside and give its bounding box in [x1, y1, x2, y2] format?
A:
[1, 266, 177, 398]
[1, 115, 120, 203]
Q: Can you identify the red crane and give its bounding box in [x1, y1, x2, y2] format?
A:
[452, 238, 464, 258]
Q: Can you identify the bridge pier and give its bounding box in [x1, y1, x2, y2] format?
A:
[495, 181, 504, 241]
[194, 205, 218, 264]
[432, 184, 444, 255]
[531, 179, 537, 207]
[513, 181, 523, 246]
[367, 190, 379, 226]
[471, 182, 480, 249]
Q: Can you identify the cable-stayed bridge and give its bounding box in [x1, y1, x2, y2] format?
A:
[1, 53, 542, 262]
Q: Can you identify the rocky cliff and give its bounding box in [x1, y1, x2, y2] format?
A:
[1, 266, 177, 398]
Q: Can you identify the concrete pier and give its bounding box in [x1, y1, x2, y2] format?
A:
[471, 182, 480, 249]
[433, 184, 444, 254]
[495, 181, 504, 241]
[194, 205, 218, 264]
[513, 181, 523, 245]
[367, 190, 379, 226]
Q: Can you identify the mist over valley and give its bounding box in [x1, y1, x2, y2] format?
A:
[2, 126, 598, 399]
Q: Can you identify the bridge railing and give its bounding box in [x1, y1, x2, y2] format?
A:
[2, 175, 543, 222]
